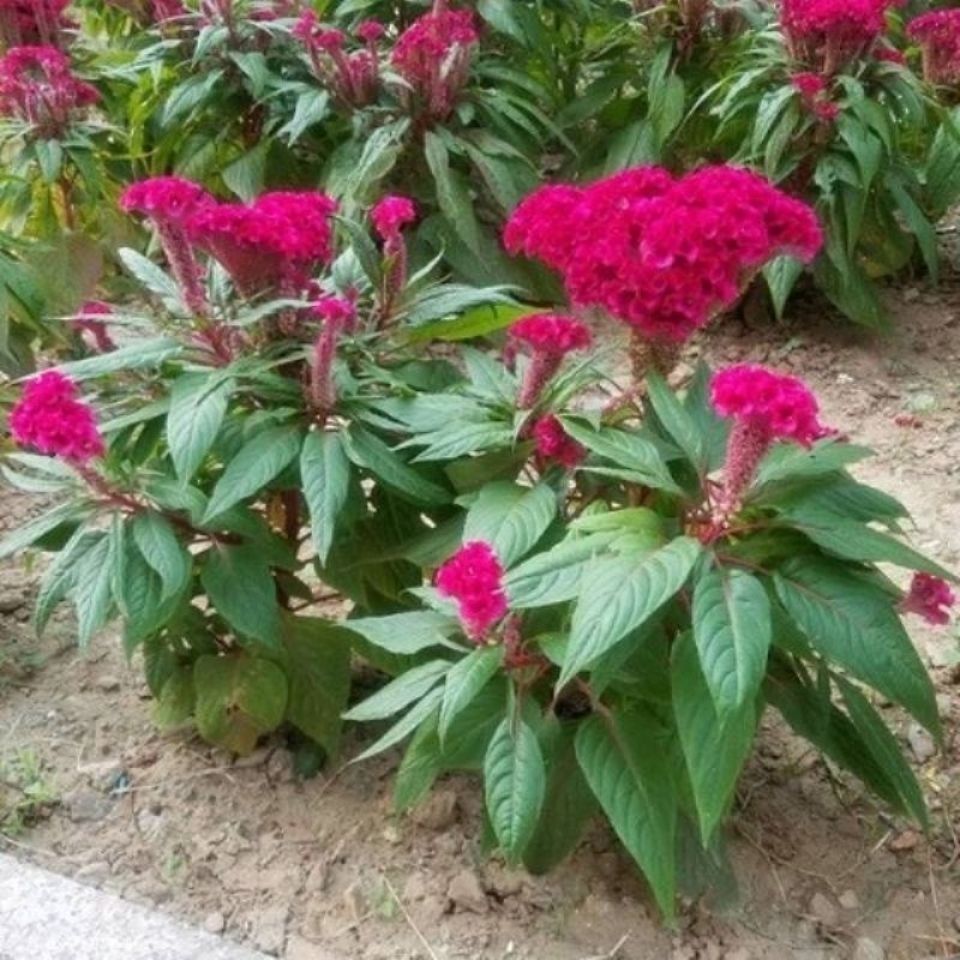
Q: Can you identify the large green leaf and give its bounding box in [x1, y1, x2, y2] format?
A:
[693, 565, 771, 714]
[0, 501, 87, 560]
[131, 512, 190, 601]
[576, 709, 677, 918]
[342, 659, 451, 722]
[74, 529, 118, 647]
[755, 441, 871, 489]
[194, 654, 288, 755]
[672, 632, 756, 843]
[484, 717, 546, 863]
[439, 646, 504, 742]
[346, 610, 460, 656]
[774, 557, 938, 734]
[300, 430, 351, 563]
[200, 545, 279, 648]
[352, 687, 444, 763]
[464, 481, 557, 567]
[167, 374, 234, 482]
[561, 537, 701, 686]
[203, 425, 302, 522]
[645, 371, 704, 471]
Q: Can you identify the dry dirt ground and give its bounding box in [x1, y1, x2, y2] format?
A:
[2, 281, 960, 960]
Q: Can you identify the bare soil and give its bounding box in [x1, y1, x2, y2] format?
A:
[2, 281, 960, 960]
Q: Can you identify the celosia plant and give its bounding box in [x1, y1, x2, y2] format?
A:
[0, 0, 70, 49]
[908, 9, 960, 85]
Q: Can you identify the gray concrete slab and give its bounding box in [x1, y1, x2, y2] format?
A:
[0, 854, 270, 960]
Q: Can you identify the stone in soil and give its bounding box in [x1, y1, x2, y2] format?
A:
[907, 723, 936, 762]
[96, 675, 122, 693]
[851, 938, 885, 960]
[809, 891, 839, 927]
[410, 788, 459, 831]
[447, 868, 488, 914]
[205, 911, 227, 934]
[65, 788, 113, 823]
[888, 830, 920, 852]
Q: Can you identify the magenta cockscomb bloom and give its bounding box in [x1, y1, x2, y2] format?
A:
[309, 296, 356, 413]
[10, 371, 105, 464]
[295, 12, 380, 108]
[711, 363, 826, 521]
[781, 0, 895, 73]
[901, 573, 956, 626]
[391, 4, 478, 121]
[908, 10, 960, 84]
[355, 18, 385, 44]
[533, 415, 584, 469]
[151, 0, 186, 21]
[188, 190, 337, 297]
[792, 71, 840, 121]
[436, 540, 508, 641]
[0, 0, 70, 49]
[509, 313, 592, 409]
[120, 176, 212, 315]
[371, 195, 417, 243]
[504, 165, 821, 346]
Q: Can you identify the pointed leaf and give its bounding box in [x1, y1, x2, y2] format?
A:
[301, 430, 351, 563]
[439, 646, 504, 742]
[464, 481, 557, 567]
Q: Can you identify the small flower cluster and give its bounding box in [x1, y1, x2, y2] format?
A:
[509, 313, 592, 408]
[710, 364, 825, 521]
[294, 11, 383, 109]
[533, 415, 584, 469]
[371, 195, 417, 313]
[0, 46, 99, 137]
[908, 10, 960, 85]
[780, 0, 895, 74]
[10, 371, 104, 464]
[901, 572, 956, 626]
[792, 71, 839, 122]
[391, 3, 478, 121]
[309, 295, 356, 413]
[436, 541, 508, 641]
[0, 0, 69, 48]
[371, 195, 417, 244]
[505, 165, 821, 344]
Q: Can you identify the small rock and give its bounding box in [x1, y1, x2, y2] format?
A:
[0, 588, 24, 613]
[266, 749, 295, 783]
[851, 937, 884, 960]
[204, 911, 226, 934]
[936, 693, 953, 717]
[447, 869, 488, 914]
[809, 891, 839, 927]
[381, 824, 401, 845]
[74, 861, 110, 885]
[411, 789, 459, 831]
[96, 674, 122, 693]
[908, 724, 936, 763]
[65, 789, 112, 823]
[839, 889, 860, 911]
[486, 863, 525, 898]
[252, 904, 289, 956]
[889, 830, 919, 853]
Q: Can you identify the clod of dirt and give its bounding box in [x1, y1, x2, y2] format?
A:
[251, 903, 289, 955]
[888, 830, 920, 853]
[74, 860, 110, 885]
[204, 911, 226, 934]
[447, 868, 488, 914]
[0, 587, 25, 613]
[64, 788, 112, 823]
[851, 937, 885, 960]
[907, 724, 936, 763]
[96, 674, 122, 693]
[410, 788, 459, 831]
[838, 889, 860, 911]
[809, 891, 839, 927]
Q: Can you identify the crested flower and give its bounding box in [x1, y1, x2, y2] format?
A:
[188, 190, 337, 297]
[901, 573, 956, 626]
[0, 0, 70, 48]
[391, 4, 478, 121]
[710, 363, 826, 522]
[71, 301, 116, 353]
[309, 296, 356, 414]
[295, 12, 380, 108]
[121, 176, 212, 315]
[792, 71, 840, 122]
[355, 19, 385, 44]
[0, 46, 99, 137]
[509, 313, 592, 409]
[371, 195, 417, 315]
[151, 0, 186, 21]
[10, 371, 105, 464]
[505, 165, 821, 346]
[436, 540, 508, 641]
[371, 195, 417, 243]
[533, 415, 585, 469]
[908, 10, 960, 85]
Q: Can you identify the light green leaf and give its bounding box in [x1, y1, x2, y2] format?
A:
[131, 512, 190, 601]
[300, 431, 351, 564]
[167, 374, 234, 482]
[464, 481, 557, 568]
[201, 545, 279, 648]
[352, 688, 444, 763]
[439, 646, 504, 742]
[343, 659, 451, 722]
[346, 611, 460, 655]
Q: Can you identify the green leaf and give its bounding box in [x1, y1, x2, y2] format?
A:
[764, 256, 804, 320]
[755, 440, 871, 488]
[34, 528, 98, 635]
[346, 611, 460, 656]
[645, 371, 704, 471]
[576, 709, 676, 918]
[561, 538, 702, 686]
[407, 302, 531, 343]
[194, 654, 288, 755]
[203, 425, 302, 522]
[201, 545, 279, 648]
[343, 659, 451, 722]
[74, 531, 117, 647]
[116, 248, 179, 300]
[153, 667, 196, 730]
[167, 374, 234, 482]
[672, 632, 755, 843]
[0, 502, 86, 560]
[352, 687, 444, 763]
[424, 131, 482, 255]
[463, 481, 557, 567]
[693, 565, 771, 713]
[484, 717, 546, 862]
[439, 646, 504, 742]
[394, 716, 443, 812]
[774, 558, 938, 734]
[131, 512, 190, 601]
[300, 431, 351, 564]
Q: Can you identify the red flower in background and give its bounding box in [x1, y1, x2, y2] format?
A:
[901, 573, 956, 626]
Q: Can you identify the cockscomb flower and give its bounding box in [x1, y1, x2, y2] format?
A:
[295, 12, 380, 108]
[121, 176, 212, 315]
[152, 0, 186, 21]
[436, 540, 508, 641]
[533, 415, 585, 469]
[355, 18, 385, 44]
[509, 314, 592, 409]
[901, 573, 956, 626]
[188, 190, 337, 297]
[391, 5, 478, 121]
[0, 46, 99, 137]
[10, 371, 105, 464]
[711, 363, 825, 521]
[908, 10, 960, 84]
[309, 296, 356, 413]
[371, 195, 417, 243]
[792, 71, 840, 121]
[371, 195, 417, 314]
[0, 0, 70, 49]
[71, 301, 116, 353]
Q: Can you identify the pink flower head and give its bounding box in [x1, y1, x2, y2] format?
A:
[10, 371, 105, 464]
[901, 572, 956, 626]
[316, 27, 346, 52]
[151, 0, 186, 21]
[119, 176, 211, 224]
[0, 45, 98, 135]
[391, 7, 478, 120]
[371, 195, 417, 243]
[188, 190, 338, 296]
[309, 296, 355, 412]
[0, 0, 70, 48]
[436, 540, 508, 641]
[792, 71, 827, 98]
[533, 415, 584, 469]
[509, 313, 592, 356]
[908, 10, 960, 84]
[355, 18, 384, 43]
[292, 8, 317, 42]
[311, 294, 356, 330]
[71, 300, 116, 353]
[792, 71, 839, 122]
[781, 0, 896, 72]
[505, 165, 822, 344]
